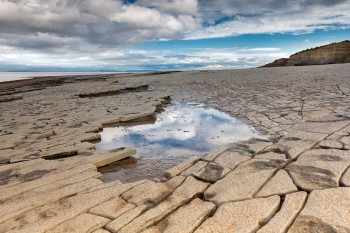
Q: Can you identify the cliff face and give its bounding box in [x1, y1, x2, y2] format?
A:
[263, 40, 350, 67]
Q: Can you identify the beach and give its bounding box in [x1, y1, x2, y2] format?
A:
[1, 64, 350, 232]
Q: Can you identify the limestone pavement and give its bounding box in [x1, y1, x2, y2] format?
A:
[0, 64, 350, 232]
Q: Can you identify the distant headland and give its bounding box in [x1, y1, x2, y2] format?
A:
[262, 40, 350, 67]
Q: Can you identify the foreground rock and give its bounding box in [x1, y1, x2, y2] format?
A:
[289, 187, 350, 232]
[1, 65, 350, 232]
[195, 196, 280, 232]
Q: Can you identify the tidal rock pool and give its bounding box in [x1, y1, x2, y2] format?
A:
[96, 101, 262, 182]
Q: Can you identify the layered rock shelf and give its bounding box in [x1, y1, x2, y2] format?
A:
[1, 64, 350, 232]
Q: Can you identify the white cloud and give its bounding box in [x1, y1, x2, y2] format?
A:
[0, 0, 349, 70]
[138, 0, 199, 15]
[0, 44, 290, 71]
[186, 1, 350, 39]
[196, 64, 225, 70]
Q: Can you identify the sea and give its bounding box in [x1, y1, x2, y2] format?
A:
[0, 72, 118, 83]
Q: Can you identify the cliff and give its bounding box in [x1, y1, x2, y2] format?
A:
[262, 40, 350, 67]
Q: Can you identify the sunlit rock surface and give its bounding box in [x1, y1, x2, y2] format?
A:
[0, 64, 350, 232]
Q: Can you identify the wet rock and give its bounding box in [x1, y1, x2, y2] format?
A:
[256, 169, 298, 198]
[21, 170, 50, 182]
[118, 176, 209, 233]
[195, 196, 280, 233]
[193, 162, 230, 183]
[46, 213, 110, 233]
[286, 149, 350, 191]
[257, 192, 307, 233]
[145, 198, 215, 233]
[0, 169, 19, 185]
[289, 187, 350, 232]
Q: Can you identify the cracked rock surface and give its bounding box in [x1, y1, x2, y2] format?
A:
[1, 64, 350, 232]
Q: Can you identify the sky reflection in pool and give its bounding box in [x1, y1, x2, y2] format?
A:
[97, 101, 260, 157]
[96, 101, 262, 182]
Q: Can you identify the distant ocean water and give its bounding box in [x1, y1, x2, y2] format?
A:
[0, 72, 117, 82]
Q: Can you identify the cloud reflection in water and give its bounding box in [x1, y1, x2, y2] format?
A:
[96, 101, 260, 158]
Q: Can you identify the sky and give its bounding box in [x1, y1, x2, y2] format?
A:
[0, 0, 349, 72]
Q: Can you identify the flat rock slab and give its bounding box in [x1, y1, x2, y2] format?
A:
[1, 65, 350, 233]
[46, 213, 110, 233]
[256, 169, 298, 198]
[89, 197, 135, 219]
[165, 156, 200, 178]
[0, 181, 145, 233]
[340, 167, 350, 186]
[292, 121, 349, 135]
[195, 196, 280, 233]
[106, 204, 151, 233]
[289, 187, 350, 232]
[257, 192, 307, 233]
[121, 176, 185, 206]
[193, 162, 230, 183]
[286, 149, 350, 191]
[204, 155, 286, 205]
[213, 149, 251, 169]
[180, 161, 208, 176]
[145, 198, 215, 233]
[119, 176, 209, 233]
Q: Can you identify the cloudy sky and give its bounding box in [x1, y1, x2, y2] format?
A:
[0, 0, 349, 72]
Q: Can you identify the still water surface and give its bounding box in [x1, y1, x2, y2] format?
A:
[97, 101, 262, 182]
[0, 72, 115, 82]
